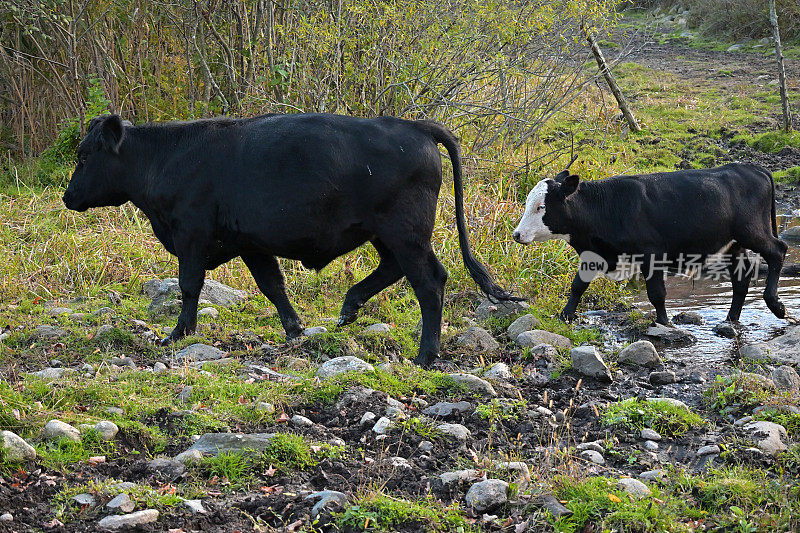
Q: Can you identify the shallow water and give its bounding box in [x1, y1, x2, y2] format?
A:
[624, 213, 800, 361]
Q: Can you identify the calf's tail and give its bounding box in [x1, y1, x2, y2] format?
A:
[415, 120, 521, 302]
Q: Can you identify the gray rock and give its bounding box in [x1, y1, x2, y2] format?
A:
[727, 43, 744, 52]
[385, 397, 405, 418]
[105, 406, 124, 416]
[96, 324, 114, 338]
[42, 420, 80, 442]
[436, 423, 471, 442]
[449, 373, 497, 396]
[577, 441, 604, 454]
[440, 469, 481, 485]
[697, 444, 720, 457]
[94, 306, 114, 317]
[291, 414, 314, 427]
[182, 499, 207, 515]
[580, 450, 605, 464]
[423, 401, 473, 418]
[1, 431, 36, 462]
[72, 493, 95, 506]
[672, 311, 704, 325]
[494, 461, 531, 481]
[303, 326, 328, 337]
[465, 479, 509, 512]
[389, 456, 413, 469]
[742, 421, 788, 456]
[177, 386, 193, 403]
[145, 278, 246, 307]
[317, 356, 374, 379]
[740, 326, 800, 365]
[0, 513, 12, 522]
[360, 412, 377, 426]
[147, 458, 186, 480]
[97, 509, 159, 530]
[507, 314, 540, 340]
[537, 494, 573, 518]
[645, 324, 695, 343]
[305, 490, 348, 518]
[94, 421, 119, 441]
[365, 323, 392, 334]
[571, 346, 612, 381]
[639, 470, 664, 482]
[174, 343, 225, 363]
[198, 307, 219, 319]
[644, 440, 659, 451]
[456, 327, 500, 353]
[34, 325, 67, 340]
[49, 307, 73, 316]
[475, 298, 528, 320]
[29, 367, 70, 379]
[713, 322, 736, 338]
[153, 362, 167, 374]
[618, 341, 662, 368]
[373, 417, 394, 435]
[640, 428, 662, 441]
[735, 416, 754, 427]
[516, 329, 572, 349]
[110, 356, 135, 368]
[419, 441, 434, 453]
[69, 313, 85, 321]
[649, 371, 677, 385]
[485, 362, 513, 381]
[618, 478, 652, 498]
[771, 365, 800, 391]
[256, 402, 275, 414]
[106, 493, 135, 513]
[176, 432, 277, 459]
[175, 449, 203, 465]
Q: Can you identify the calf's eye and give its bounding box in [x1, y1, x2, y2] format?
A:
[537, 205, 545, 212]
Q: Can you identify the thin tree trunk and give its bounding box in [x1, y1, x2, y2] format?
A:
[770, 0, 792, 132]
[584, 26, 641, 132]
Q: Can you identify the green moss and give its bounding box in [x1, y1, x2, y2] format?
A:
[260, 433, 317, 473]
[602, 398, 706, 437]
[337, 492, 475, 532]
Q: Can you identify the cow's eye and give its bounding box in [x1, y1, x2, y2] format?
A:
[77, 153, 88, 165]
[537, 204, 545, 212]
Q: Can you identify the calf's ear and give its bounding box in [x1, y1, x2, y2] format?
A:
[562, 174, 580, 197]
[553, 170, 570, 182]
[100, 115, 125, 154]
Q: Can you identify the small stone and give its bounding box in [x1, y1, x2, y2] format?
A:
[105, 406, 124, 416]
[475, 298, 528, 320]
[95, 306, 114, 317]
[697, 444, 720, 457]
[69, 313, 85, 321]
[422, 401, 473, 418]
[530, 343, 559, 361]
[365, 323, 392, 334]
[328, 437, 346, 446]
[537, 494, 572, 518]
[735, 416, 753, 427]
[182, 499, 207, 514]
[50, 359, 63, 368]
[645, 324, 695, 343]
[81, 363, 95, 373]
[742, 421, 788, 456]
[618, 478, 652, 498]
[49, 307, 73, 316]
[291, 414, 314, 427]
[0, 513, 11, 522]
[436, 423, 471, 442]
[198, 307, 219, 319]
[97, 509, 159, 530]
[644, 440, 659, 451]
[419, 441, 434, 453]
[72, 493, 95, 506]
[34, 325, 67, 340]
[516, 330, 572, 349]
[317, 356, 374, 379]
[494, 461, 531, 481]
[303, 326, 328, 337]
[712, 322, 736, 338]
[649, 371, 677, 385]
[576, 441, 603, 454]
[106, 493, 135, 513]
[153, 362, 167, 374]
[373, 417, 393, 434]
[29, 367, 70, 379]
[385, 397, 405, 418]
[42, 420, 80, 442]
[96, 324, 114, 337]
[389, 456, 413, 469]
[256, 402, 275, 414]
[618, 340, 662, 368]
[580, 450, 605, 464]
[507, 314, 540, 341]
[484, 362, 513, 381]
[175, 449, 203, 465]
[440, 469, 480, 485]
[110, 356, 135, 368]
[449, 373, 497, 396]
[640, 428, 662, 441]
[305, 490, 348, 518]
[571, 346, 612, 381]
[360, 412, 377, 426]
[94, 421, 119, 441]
[456, 327, 500, 353]
[465, 479, 509, 512]
[1, 431, 36, 462]
[771, 365, 800, 391]
[727, 43, 744, 52]
[639, 470, 664, 482]
[177, 385, 193, 403]
[147, 458, 186, 480]
[174, 343, 225, 363]
[673, 311, 704, 325]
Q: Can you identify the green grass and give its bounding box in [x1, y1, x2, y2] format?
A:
[775, 166, 800, 184]
[337, 492, 475, 533]
[602, 398, 706, 437]
[36, 432, 118, 473]
[53, 478, 184, 522]
[704, 373, 773, 413]
[734, 131, 800, 154]
[260, 433, 318, 472]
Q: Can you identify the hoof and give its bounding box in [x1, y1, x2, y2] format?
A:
[413, 354, 436, 368]
[159, 336, 174, 346]
[337, 312, 357, 327]
[558, 311, 575, 323]
[768, 301, 786, 319]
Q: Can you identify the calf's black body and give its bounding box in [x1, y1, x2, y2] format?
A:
[63, 113, 514, 366]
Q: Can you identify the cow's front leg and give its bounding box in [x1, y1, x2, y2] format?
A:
[644, 269, 669, 326]
[168, 253, 206, 342]
[242, 253, 304, 340]
[559, 271, 590, 322]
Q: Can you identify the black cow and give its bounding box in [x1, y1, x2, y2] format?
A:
[512, 163, 787, 327]
[63, 113, 515, 366]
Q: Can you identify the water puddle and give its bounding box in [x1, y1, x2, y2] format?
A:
[591, 213, 800, 361]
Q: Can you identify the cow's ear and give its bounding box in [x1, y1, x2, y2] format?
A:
[562, 174, 580, 197]
[100, 115, 125, 154]
[553, 170, 570, 183]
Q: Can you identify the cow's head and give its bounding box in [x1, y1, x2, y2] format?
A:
[512, 170, 579, 244]
[63, 115, 131, 212]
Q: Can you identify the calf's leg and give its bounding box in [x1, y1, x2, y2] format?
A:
[645, 269, 669, 325]
[559, 271, 591, 322]
[168, 255, 205, 342]
[726, 246, 752, 323]
[338, 240, 403, 326]
[242, 253, 304, 339]
[740, 235, 787, 318]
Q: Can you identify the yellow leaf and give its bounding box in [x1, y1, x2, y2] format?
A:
[608, 494, 622, 503]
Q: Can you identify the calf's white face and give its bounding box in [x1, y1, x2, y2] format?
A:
[513, 179, 568, 244]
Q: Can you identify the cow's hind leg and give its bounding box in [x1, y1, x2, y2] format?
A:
[338, 240, 403, 326]
[726, 245, 752, 323]
[242, 253, 304, 339]
[390, 244, 447, 367]
[645, 269, 669, 325]
[743, 236, 787, 318]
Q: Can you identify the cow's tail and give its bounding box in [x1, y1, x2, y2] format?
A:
[415, 120, 521, 302]
[752, 163, 779, 237]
